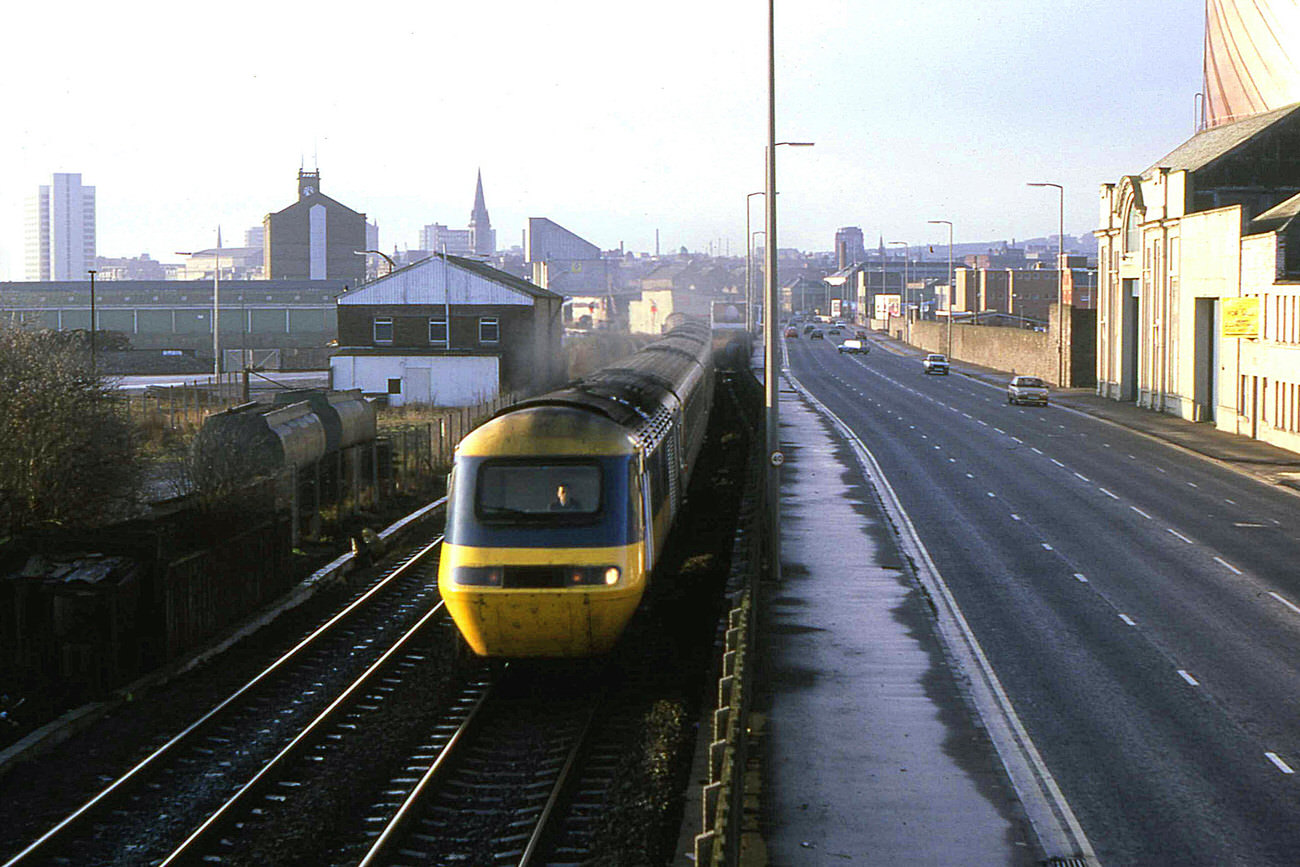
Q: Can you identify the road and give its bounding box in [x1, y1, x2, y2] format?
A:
[785, 332, 1300, 866]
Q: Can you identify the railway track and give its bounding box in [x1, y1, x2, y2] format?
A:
[3, 524, 450, 867]
[354, 668, 608, 867]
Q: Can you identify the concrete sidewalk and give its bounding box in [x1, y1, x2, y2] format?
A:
[870, 330, 1300, 488]
[750, 385, 1039, 865]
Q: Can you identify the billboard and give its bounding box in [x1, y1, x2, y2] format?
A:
[1222, 296, 1260, 338]
[1204, 0, 1300, 127]
[710, 301, 746, 330]
[874, 294, 902, 320]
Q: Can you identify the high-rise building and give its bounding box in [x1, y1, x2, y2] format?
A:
[26, 173, 96, 281]
[419, 223, 473, 256]
[834, 227, 866, 268]
[468, 169, 495, 255]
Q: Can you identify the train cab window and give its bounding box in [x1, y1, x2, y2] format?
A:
[476, 462, 601, 519]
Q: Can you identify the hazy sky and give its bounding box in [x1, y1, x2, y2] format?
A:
[0, 0, 1206, 279]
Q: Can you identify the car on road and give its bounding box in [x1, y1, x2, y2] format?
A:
[837, 338, 869, 354]
[784, 326, 799, 338]
[922, 353, 950, 375]
[1008, 375, 1050, 405]
[810, 329, 826, 340]
[802, 324, 817, 335]
[854, 329, 869, 339]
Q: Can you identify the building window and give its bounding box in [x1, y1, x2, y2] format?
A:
[373, 317, 394, 344]
[479, 316, 500, 344]
[429, 316, 448, 345]
[1124, 205, 1141, 253]
[387, 378, 402, 395]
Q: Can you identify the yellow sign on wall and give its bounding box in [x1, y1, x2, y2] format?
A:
[1222, 297, 1260, 338]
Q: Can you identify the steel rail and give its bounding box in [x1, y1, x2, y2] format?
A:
[160, 599, 449, 865]
[2, 514, 445, 867]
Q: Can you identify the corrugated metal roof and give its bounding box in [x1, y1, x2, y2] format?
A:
[338, 254, 558, 307]
[1249, 191, 1300, 233]
[1146, 101, 1300, 175]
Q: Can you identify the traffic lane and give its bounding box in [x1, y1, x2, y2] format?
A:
[825, 344, 1300, 610]
[789, 344, 1300, 865]
[798, 342, 1300, 754]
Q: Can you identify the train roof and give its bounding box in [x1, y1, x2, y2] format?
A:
[509, 320, 711, 435]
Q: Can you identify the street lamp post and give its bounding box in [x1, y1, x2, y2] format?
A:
[356, 249, 396, 277]
[86, 269, 98, 376]
[1028, 182, 1065, 385]
[928, 220, 954, 356]
[745, 192, 764, 333]
[888, 241, 909, 342]
[175, 246, 223, 380]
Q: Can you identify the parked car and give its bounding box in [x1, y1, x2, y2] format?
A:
[922, 353, 950, 375]
[1008, 375, 1050, 405]
[810, 329, 826, 340]
[785, 326, 799, 338]
[837, 338, 869, 355]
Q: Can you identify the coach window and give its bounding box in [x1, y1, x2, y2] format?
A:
[478, 316, 500, 344]
[429, 315, 448, 346]
[373, 316, 394, 344]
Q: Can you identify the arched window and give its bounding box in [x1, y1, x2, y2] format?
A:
[1123, 204, 1141, 253]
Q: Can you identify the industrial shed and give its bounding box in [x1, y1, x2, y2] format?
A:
[330, 253, 564, 406]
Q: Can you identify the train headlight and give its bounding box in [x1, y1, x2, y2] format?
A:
[453, 566, 503, 586]
[567, 566, 621, 586]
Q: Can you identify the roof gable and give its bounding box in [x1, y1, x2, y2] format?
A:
[338, 253, 559, 307]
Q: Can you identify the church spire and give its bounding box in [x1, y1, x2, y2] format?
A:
[469, 169, 494, 255]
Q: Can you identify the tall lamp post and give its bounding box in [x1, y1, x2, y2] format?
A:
[1028, 182, 1065, 385]
[928, 219, 953, 356]
[356, 249, 396, 277]
[745, 192, 764, 333]
[87, 269, 98, 376]
[888, 241, 909, 342]
[176, 246, 224, 379]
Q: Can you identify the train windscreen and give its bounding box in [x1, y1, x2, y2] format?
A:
[476, 461, 602, 519]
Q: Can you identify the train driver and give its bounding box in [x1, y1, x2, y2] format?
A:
[550, 483, 584, 511]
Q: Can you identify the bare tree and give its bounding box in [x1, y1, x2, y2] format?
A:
[0, 329, 140, 537]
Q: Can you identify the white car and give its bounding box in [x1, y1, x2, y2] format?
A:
[1007, 375, 1050, 405]
[837, 338, 869, 355]
[922, 353, 949, 375]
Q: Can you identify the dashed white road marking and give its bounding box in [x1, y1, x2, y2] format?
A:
[1178, 670, 1200, 686]
[1269, 592, 1300, 616]
[1118, 614, 1136, 626]
[1073, 573, 1089, 583]
[1099, 488, 1119, 500]
[1156, 467, 1167, 473]
[1041, 542, 1053, 551]
[1051, 459, 1065, 468]
[1225, 498, 1237, 505]
[1073, 472, 1090, 482]
[994, 427, 1005, 434]
[1031, 447, 1043, 455]
[987, 491, 997, 498]
[1266, 752, 1295, 774]
[966, 473, 975, 479]
[1187, 482, 1198, 488]
[1167, 529, 1194, 544]
[1131, 506, 1152, 519]
[1011, 514, 1022, 521]
[1215, 556, 1243, 575]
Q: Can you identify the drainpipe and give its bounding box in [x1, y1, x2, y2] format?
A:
[1159, 167, 1170, 414]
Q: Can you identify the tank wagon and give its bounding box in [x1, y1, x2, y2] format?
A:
[193, 389, 374, 475]
[438, 320, 715, 658]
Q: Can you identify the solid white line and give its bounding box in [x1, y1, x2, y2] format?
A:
[1074, 573, 1089, 583]
[1267, 752, 1296, 774]
[1178, 670, 1200, 686]
[1269, 592, 1300, 616]
[1215, 556, 1243, 575]
[1119, 614, 1136, 626]
[786, 369, 1098, 864]
[1131, 506, 1152, 519]
[1099, 488, 1119, 500]
[1167, 529, 1194, 544]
